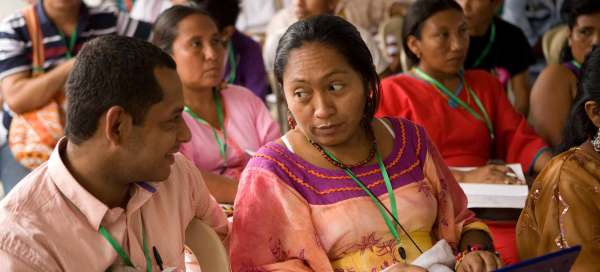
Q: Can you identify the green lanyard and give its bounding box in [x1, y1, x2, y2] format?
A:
[472, 22, 496, 68]
[99, 222, 151, 272]
[414, 68, 495, 140]
[571, 60, 582, 69]
[321, 148, 402, 247]
[58, 25, 78, 59]
[226, 41, 237, 84]
[184, 88, 228, 169]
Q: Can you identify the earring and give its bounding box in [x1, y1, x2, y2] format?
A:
[287, 112, 296, 130]
[592, 128, 600, 152]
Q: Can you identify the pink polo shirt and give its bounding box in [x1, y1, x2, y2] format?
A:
[180, 84, 280, 180]
[0, 139, 228, 271]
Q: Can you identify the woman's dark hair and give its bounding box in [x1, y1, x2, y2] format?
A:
[402, 0, 463, 66]
[152, 5, 212, 53]
[274, 15, 380, 125]
[559, 0, 600, 62]
[558, 45, 600, 153]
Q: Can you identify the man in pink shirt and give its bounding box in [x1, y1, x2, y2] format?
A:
[0, 35, 228, 271]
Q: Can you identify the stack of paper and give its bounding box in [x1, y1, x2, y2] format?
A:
[459, 183, 529, 208]
[453, 164, 529, 209]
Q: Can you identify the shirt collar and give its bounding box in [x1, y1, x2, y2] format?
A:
[35, 1, 91, 33]
[47, 138, 158, 231]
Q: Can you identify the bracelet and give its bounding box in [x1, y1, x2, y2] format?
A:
[455, 244, 499, 270]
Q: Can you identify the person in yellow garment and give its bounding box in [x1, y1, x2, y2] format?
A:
[517, 45, 600, 272]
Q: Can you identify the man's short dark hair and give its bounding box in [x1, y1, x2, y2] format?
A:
[193, 0, 240, 31]
[65, 35, 177, 144]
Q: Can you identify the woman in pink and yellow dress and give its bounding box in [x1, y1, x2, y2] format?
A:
[230, 13, 501, 272]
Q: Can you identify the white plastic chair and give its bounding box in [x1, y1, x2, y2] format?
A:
[185, 219, 230, 272]
[542, 24, 569, 65]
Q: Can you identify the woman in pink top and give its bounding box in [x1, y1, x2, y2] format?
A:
[153, 6, 280, 204]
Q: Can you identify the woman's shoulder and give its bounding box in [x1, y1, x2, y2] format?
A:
[464, 69, 507, 96]
[534, 148, 600, 191]
[380, 117, 425, 132]
[540, 63, 576, 80]
[532, 64, 577, 98]
[222, 84, 264, 103]
[534, 63, 577, 90]
[382, 72, 418, 84]
[378, 117, 430, 156]
[464, 69, 499, 83]
[245, 141, 292, 171]
[380, 73, 427, 96]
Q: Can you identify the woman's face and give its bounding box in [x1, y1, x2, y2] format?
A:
[282, 42, 367, 146]
[570, 13, 600, 64]
[171, 14, 226, 90]
[292, 0, 336, 19]
[408, 9, 469, 75]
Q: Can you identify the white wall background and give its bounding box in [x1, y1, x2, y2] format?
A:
[0, 1, 28, 21]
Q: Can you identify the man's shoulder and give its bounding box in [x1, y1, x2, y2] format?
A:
[0, 165, 57, 214]
[0, 167, 63, 237]
[494, 17, 529, 42]
[0, 177, 61, 271]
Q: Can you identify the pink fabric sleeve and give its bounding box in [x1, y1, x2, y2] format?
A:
[0, 251, 39, 272]
[422, 135, 478, 250]
[230, 168, 333, 272]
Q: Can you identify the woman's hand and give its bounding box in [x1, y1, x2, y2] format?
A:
[382, 263, 428, 272]
[456, 251, 502, 272]
[453, 165, 524, 185]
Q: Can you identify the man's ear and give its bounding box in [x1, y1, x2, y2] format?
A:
[102, 106, 132, 146]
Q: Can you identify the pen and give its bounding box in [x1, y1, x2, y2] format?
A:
[153, 246, 164, 270]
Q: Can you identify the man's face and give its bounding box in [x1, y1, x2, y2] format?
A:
[292, 0, 336, 19]
[122, 67, 191, 182]
[456, 0, 497, 36]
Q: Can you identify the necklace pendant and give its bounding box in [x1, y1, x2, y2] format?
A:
[398, 246, 407, 260]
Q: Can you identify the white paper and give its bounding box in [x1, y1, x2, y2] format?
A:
[452, 164, 528, 209]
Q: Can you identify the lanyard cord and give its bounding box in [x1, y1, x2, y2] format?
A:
[320, 147, 423, 257]
[184, 88, 228, 169]
[571, 59, 582, 70]
[99, 221, 151, 271]
[472, 22, 496, 68]
[414, 68, 495, 140]
[226, 41, 237, 84]
[58, 24, 78, 59]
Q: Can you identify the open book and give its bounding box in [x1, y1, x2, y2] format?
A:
[453, 164, 529, 209]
